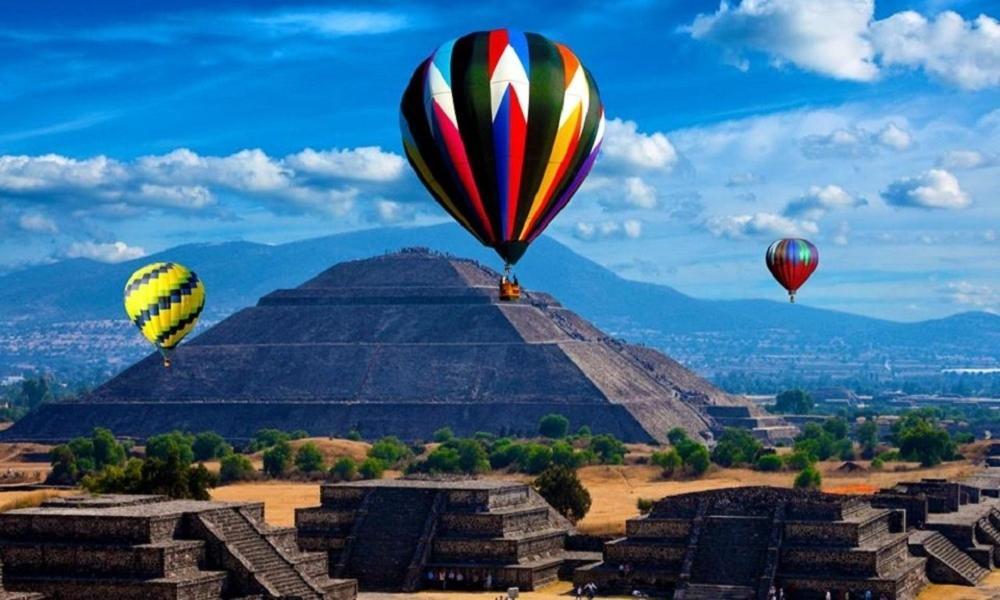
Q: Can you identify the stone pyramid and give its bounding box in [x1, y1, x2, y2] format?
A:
[5, 249, 789, 443]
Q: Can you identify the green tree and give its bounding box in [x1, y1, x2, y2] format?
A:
[784, 451, 816, 470]
[855, 420, 879, 458]
[822, 417, 849, 440]
[262, 441, 293, 477]
[538, 414, 570, 439]
[755, 454, 783, 472]
[533, 466, 591, 522]
[358, 457, 385, 479]
[46, 444, 79, 485]
[710, 428, 763, 467]
[18, 376, 52, 409]
[250, 429, 290, 452]
[794, 465, 822, 489]
[368, 436, 411, 467]
[433, 427, 454, 443]
[590, 434, 626, 465]
[551, 441, 582, 469]
[455, 439, 490, 473]
[289, 430, 309, 440]
[295, 442, 326, 473]
[146, 431, 195, 465]
[523, 444, 554, 474]
[667, 427, 690, 446]
[68, 436, 96, 474]
[346, 429, 362, 441]
[895, 415, 955, 467]
[192, 432, 231, 462]
[330, 457, 357, 481]
[91, 428, 126, 470]
[651, 449, 683, 477]
[219, 454, 255, 483]
[423, 446, 461, 473]
[775, 389, 814, 414]
[684, 445, 711, 476]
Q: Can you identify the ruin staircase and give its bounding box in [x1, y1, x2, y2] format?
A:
[909, 530, 988, 586]
[332, 488, 373, 579]
[671, 499, 707, 600]
[754, 502, 786, 600]
[683, 584, 754, 600]
[199, 507, 336, 599]
[401, 491, 445, 592]
[342, 487, 439, 590]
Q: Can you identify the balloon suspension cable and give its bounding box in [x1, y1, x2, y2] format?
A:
[158, 346, 172, 369]
[788, 291, 796, 304]
[503, 262, 513, 282]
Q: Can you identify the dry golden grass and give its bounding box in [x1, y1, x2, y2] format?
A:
[917, 571, 1000, 599]
[211, 482, 320, 526]
[287, 438, 371, 463]
[0, 489, 73, 512]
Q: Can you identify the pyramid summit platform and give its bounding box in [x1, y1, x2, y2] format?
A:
[5, 248, 791, 443]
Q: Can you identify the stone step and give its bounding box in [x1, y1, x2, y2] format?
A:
[911, 530, 988, 585]
[682, 583, 754, 600]
[3, 570, 227, 600]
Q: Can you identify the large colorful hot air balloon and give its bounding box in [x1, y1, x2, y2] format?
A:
[765, 239, 818, 303]
[400, 29, 605, 299]
[123, 262, 205, 367]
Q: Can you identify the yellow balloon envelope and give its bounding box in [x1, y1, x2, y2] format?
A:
[123, 262, 205, 367]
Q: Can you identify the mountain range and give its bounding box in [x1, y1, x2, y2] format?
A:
[0, 224, 996, 386]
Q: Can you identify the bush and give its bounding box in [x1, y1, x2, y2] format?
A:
[855, 420, 879, 458]
[330, 457, 358, 481]
[651, 449, 683, 477]
[711, 428, 762, 467]
[794, 465, 822, 489]
[755, 454, 783, 472]
[684, 445, 711, 476]
[489, 441, 525, 470]
[576, 425, 592, 438]
[422, 446, 461, 473]
[433, 427, 454, 443]
[262, 441, 293, 477]
[346, 429, 362, 441]
[590, 434, 626, 465]
[954, 432, 975, 445]
[146, 431, 195, 465]
[870, 457, 885, 471]
[359, 457, 385, 480]
[249, 429, 290, 452]
[455, 439, 490, 473]
[219, 454, 255, 483]
[784, 451, 816, 470]
[289, 430, 309, 440]
[637, 498, 654, 514]
[192, 432, 231, 462]
[295, 442, 326, 473]
[822, 417, 849, 440]
[534, 466, 591, 522]
[368, 436, 411, 467]
[539, 414, 570, 439]
[895, 414, 956, 467]
[551, 441, 583, 469]
[91, 427, 127, 470]
[667, 427, 690, 446]
[523, 444, 554, 474]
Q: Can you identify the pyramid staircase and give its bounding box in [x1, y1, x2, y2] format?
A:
[908, 530, 988, 586]
[198, 507, 349, 599]
[683, 584, 754, 600]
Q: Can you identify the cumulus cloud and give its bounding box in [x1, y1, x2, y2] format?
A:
[783, 184, 866, 220]
[573, 219, 643, 241]
[705, 212, 818, 239]
[66, 240, 146, 263]
[881, 168, 970, 209]
[688, 2, 1000, 90]
[800, 123, 912, 159]
[937, 149, 997, 170]
[871, 11, 1000, 91]
[688, 0, 879, 82]
[600, 118, 678, 172]
[0, 146, 408, 219]
[17, 213, 58, 234]
[942, 281, 999, 311]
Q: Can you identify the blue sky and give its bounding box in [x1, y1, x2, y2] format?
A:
[0, 0, 997, 320]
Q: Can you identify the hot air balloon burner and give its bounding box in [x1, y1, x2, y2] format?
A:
[159, 348, 172, 368]
[499, 263, 521, 302]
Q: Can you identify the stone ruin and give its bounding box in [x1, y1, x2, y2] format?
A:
[0, 494, 356, 600]
[574, 486, 926, 600]
[295, 479, 580, 592]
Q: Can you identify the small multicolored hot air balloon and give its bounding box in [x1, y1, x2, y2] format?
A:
[766, 239, 818, 303]
[123, 262, 205, 367]
[400, 28, 605, 299]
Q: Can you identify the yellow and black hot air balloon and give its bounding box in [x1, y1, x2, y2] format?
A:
[123, 262, 205, 367]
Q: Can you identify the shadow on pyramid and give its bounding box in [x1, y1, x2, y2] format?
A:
[4, 249, 793, 443]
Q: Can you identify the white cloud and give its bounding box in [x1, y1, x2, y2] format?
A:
[285, 147, 405, 181]
[623, 177, 657, 209]
[0, 146, 408, 218]
[881, 168, 970, 209]
[66, 240, 146, 263]
[705, 212, 818, 239]
[871, 11, 1000, 91]
[937, 149, 996, 170]
[688, 2, 1000, 89]
[800, 123, 912, 158]
[573, 219, 643, 241]
[600, 118, 678, 171]
[17, 213, 58, 234]
[688, 0, 879, 82]
[942, 281, 999, 311]
[783, 184, 866, 220]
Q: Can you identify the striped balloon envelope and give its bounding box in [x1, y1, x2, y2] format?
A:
[400, 29, 605, 267]
[765, 239, 819, 303]
[123, 262, 205, 367]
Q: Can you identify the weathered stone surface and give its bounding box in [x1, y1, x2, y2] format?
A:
[4, 249, 791, 444]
